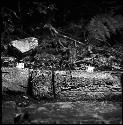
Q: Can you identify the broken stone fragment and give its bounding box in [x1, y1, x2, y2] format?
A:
[1, 56, 17, 67]
[1, 56, 17, 62]
[10, 37, 38, 53]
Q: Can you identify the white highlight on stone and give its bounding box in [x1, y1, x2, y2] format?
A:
[11, 37, 38, 53]
[85, 66, 95, 72]
[16, 63, 24, 69]
[55, 71, 66, 75]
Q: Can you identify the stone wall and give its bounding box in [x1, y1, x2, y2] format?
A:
[54, 70, 121, 100]
[32, 70, 122, 100]
[2, 67, 121, 100]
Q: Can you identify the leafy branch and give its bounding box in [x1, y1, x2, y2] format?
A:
[86, 14, 123, 46]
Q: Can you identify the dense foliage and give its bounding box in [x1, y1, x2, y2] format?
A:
[86, 14, 123, 46]
[1, 0, 123, 71]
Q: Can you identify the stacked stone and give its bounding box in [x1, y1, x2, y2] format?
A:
[54, 70, 121, 101]
[31, 70, 53, 99]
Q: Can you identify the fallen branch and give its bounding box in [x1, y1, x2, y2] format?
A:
[44, 24, 85, 47]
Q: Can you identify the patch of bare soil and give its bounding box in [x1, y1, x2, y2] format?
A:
[2, 92, 122, 124]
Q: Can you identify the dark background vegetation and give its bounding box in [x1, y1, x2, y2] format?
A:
[1, 0, 123, 39]
[1, 0, 123, 68]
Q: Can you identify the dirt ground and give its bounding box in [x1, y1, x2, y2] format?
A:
[2, 92, 122, 124]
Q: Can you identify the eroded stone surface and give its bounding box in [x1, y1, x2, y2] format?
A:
[54, 70, 121, 101]
[32, 70, 53, 99]
[2, 68, 121, 100]
[2, 67, 29, 92]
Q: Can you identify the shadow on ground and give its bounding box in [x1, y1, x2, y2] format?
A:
[2, 91, 122, 124]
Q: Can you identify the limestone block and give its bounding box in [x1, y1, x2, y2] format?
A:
[2, 67, 29, 92]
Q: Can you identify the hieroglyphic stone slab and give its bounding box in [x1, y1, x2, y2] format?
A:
[54, 70, 122, 101]
[2, 67, 29, 92]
